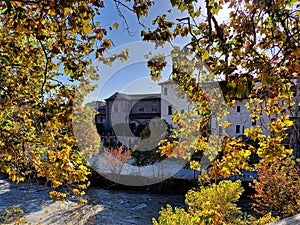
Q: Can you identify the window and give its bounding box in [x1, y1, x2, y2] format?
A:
[113, 104, 118, 112]
[181, 109, 184, 114]
[207, 123, 211, 133]
[152, 104, 158, 112]
[237, 106, 241, 112]
[168, 105, 172, 115]
[236, 125, 240, 133]
[164, 87, 168, 95]
[139, 106, 144, 112]
[219, 126, 223, 134]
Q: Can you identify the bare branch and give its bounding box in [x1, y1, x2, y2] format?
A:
[37, 39, 49, 99]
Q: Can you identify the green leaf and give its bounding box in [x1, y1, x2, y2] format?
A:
[0, 7, 8, 14]
[202, 50, 209, 61]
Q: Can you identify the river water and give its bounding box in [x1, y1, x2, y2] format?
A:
[0, 173, 185, 225]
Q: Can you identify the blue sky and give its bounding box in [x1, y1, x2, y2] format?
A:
[87, 40, 174, 102]
[85, 1, 184, 102]
[83, 1, 231, 103]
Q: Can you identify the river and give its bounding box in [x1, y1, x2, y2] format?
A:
[0, 173, 185, 225]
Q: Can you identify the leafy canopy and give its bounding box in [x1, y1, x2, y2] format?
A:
[129, 0, 300, 222]
[0, 0, 131, 201]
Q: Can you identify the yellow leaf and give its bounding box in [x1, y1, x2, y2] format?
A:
[84, 25, 93, 34]
[112, 23, 119, 30]
[64, 7, 72, 15]
[190, 160, 200, 170]
[41, 19, 46, 25]
[285, 120, 293, 127]
[48, 9, 56, 16]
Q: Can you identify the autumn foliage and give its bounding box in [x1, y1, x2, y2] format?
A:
[252, 158, 300, 218]
[135, 0, 300, 223]
[0, 0, 126, 201]
[1, 0, 300, 224]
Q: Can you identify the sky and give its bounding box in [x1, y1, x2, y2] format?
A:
[83, 1, 231, 103]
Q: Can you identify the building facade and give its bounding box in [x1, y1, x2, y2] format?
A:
[159, 80, 192, 124]
[88, 77, 300, 157]
[104, 92, 161, 130]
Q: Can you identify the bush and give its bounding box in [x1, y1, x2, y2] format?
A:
[153, 178, 279, 225]
[153, 180, 245, 225]
[251, 157, 300, 218]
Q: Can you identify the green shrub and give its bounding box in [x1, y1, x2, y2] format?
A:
[153, 178, 279, 225]
[153, 180, 244, 225]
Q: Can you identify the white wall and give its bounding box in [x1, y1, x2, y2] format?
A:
[160, 81, 191, 124]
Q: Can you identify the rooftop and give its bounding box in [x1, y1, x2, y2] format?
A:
[105, 92, 161, 101]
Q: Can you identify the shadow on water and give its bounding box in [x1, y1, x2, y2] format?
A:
[0, 173, 185, 225]
[0, 173, 54, 215]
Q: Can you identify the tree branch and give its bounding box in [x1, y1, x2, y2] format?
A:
[37, 39, 49, 99]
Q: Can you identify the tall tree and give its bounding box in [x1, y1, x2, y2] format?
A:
[138, 0, 300, 175]
[133, 0, 300, 222]
[0, 0, 130, 201]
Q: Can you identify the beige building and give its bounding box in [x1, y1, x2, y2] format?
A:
[89, 76, 300, 157]
[104, 92, 161, 130]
